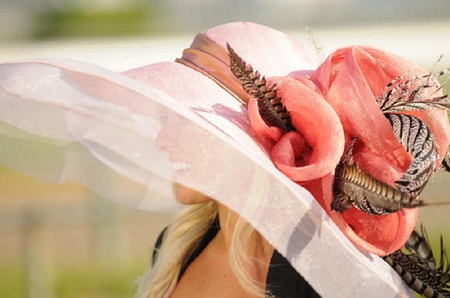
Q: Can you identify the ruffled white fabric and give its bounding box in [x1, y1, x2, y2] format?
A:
[0, 56, 413, 297]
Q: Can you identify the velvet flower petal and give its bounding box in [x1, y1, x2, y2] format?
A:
[310, 46, 450, 255]
[248, 76, 345, 188]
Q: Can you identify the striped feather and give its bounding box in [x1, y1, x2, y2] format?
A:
[227, 44, 294, 132]
[384, 228, 450, 298]
[406, 226, 437, 271]
[332, 162, 420, 215]
[386, 114, 438, 197]
[379, 70, 450, 113]
[383, 251, 450, 298]
[441, 149, 450, 172]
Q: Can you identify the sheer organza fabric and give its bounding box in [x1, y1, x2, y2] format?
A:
[2, 22, 448, 297]
[163, 23, 449, 256]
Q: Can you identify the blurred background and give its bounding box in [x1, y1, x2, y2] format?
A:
[0, 0, 449, 297]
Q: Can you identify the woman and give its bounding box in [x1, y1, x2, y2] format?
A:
[0, 22, 449, 297]
[142, 195, 317, 297]
[138, 109, 321, 297]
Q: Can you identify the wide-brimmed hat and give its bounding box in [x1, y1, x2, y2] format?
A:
[1, 22, 448, 297]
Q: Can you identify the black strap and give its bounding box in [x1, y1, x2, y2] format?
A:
[151, 218, 220, 277]
[152, 226, 168, 266]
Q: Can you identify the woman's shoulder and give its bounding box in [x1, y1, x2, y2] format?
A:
[152, 225, 321, 297]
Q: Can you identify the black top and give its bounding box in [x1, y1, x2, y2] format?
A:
[153, 221, 321, 298]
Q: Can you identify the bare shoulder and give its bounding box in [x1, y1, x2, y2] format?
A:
[170, 234, 266, 298]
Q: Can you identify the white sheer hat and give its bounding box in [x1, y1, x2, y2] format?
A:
[1, 22, 449, 297]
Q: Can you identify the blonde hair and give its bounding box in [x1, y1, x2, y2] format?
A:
[135, 200, 272, 298]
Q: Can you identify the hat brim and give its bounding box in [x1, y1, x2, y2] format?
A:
[0, 22, 415, 297]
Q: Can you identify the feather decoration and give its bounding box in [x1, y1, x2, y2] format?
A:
[386, 113, 438, 197]
[378, 70, 450, 113]
[406, 225, 438, 271]
[384, 227, 450, 298]
[227, 43, 294, 132]
[331, 138, 422, 215]
[441, 148, 450, 172]
[306, 27, 326, 63]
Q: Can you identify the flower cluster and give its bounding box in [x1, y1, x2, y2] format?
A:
[248, 46, 450, 255]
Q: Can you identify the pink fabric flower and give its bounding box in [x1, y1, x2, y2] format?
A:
[249, 76, 345, 182]
[156, 22, 449, 256]
[312, 46, 449, 255]
[250, 45, 450, 256]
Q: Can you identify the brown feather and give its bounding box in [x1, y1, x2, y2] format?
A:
[227, 43, 294, 132]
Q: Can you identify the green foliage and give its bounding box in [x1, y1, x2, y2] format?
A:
[35, 8, 152, 39]
[55, 264, 143, 298]
[0, 262, 147, 298]
[0, 267, 25, 298]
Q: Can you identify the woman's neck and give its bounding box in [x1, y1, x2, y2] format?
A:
[215, 203, 240, 251]
[215, 203, 273, 256]
[170, 202, 273, 298]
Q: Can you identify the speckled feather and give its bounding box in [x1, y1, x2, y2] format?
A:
[384, 227, 450, 298]
[227, 44, 294, 132]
